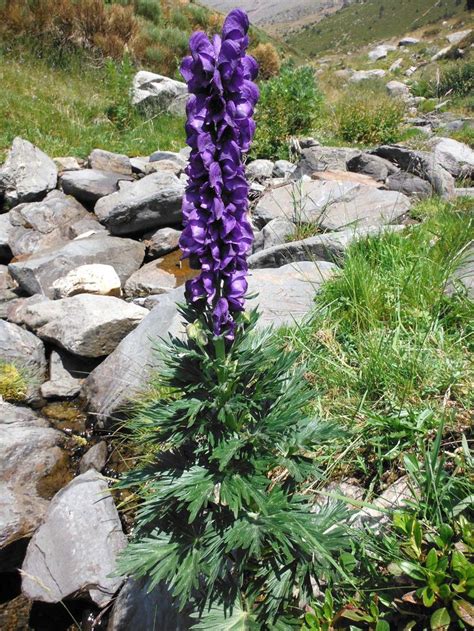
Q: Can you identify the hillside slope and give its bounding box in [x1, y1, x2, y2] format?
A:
[286, 0, 471, 56]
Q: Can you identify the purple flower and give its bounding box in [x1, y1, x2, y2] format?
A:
[179, 9, 259, 340]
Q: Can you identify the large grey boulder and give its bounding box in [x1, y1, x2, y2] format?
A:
[107, 578, 192, 631]
[386, 80, 411, 99]
[0, 138, 57, 208]
[8, 234, 145, 297]
[60, 169, 133, 205]
[446, 29, 472, 45]
[428, 137, 474, 178]
[349, 69, 386, 82]
[347, 153, 398, 181]
[123, 261, 176, 297]
[18, 294, 148, 358]
[372, 145, 455, 198]
[132, 70, 188, 117]
[0, 212, 13, 263]
[52, 264, 122, 299]
[83, 262, 338, 426]
[368, 44, 396, 61]
[246, 159, 274, 181]
[0, 320, 47, 400]
[0, 402, 65, 562]
[7, 190, 90, 257]
[94, 172, 185, 236]
[294, 146, 361, 178]
[248, 225, 405, 269]
[88, 149, 132, 175]
[386, 171, 433, 197]
[253, 179, 410, 231]
[21, 469, 126, 606]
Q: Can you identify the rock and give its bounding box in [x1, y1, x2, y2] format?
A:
[368, 44, 396, 61]
[9, 234, 145, 298]
[0, 138, 57, 208]
[21, 469, 126, 606]
[354, 477, 412, 529]
[130, 156, 150, 174]
[107, 577, 192, 631]
[67, 216, 106, 239]
[0, 265, 16, 291]
[252, 218, 295, 253]
[246, 159, 274, 180]
[40, 349, 87, 399]
[273, 160, 296, 178]
[372, 145, 455, 198]
[144, 227, 181, 258]
[431, 45, 461, 62]
[146, 159, 184, 176]
[60, 169, 134, 205]
[18, 294, 148, 358]
[149, 150, 187, 166]
[132, 71, 188, 117]
[455, 187, 474, 198]
[0, 401, 65, 559]
[428, 137, 474, 178]
[334, 68, 353, 80]
[399, 37, 419, 46]
[293, 146, 361, 178]
[253, 179, 410, 231]
[83, 287, 187, 427]
[311, 170, 381, 188]
[52, 264, 122, 299]
[389, 57, 404, 72]
[446, 29, 471, 45]
[0, 213, 13, 263]
[88, 149, 132, 175]
[445, 243, 474, 299]
[53, 156, 83, 172]
[124, 261, 177, 297]
[404, 65, 419, 77]
[347, 153, 397, 181]
[386, 80, 411, 99]
[84, 260, 339, 426]
[79, 441, 108, 474]
[94, 172, 185, 236]
[386, 171, 433, 197]
[0, 320, 47, 400]
[248, 226, 404, 269]
[7, 190, 90, 257]
[349, 69, 386, 82]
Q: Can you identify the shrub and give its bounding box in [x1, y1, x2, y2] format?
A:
[412, 61, 474, 99]
[252, 63, 323, 160]
[134, 0, 161, 23]
[336, 88, 404, 145]
[0, 363, 28, 401]
[250, 42, 281, 80]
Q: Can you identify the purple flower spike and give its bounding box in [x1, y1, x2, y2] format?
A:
[179, 9, 259, 340]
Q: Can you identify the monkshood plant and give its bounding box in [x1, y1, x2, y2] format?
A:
[117, 10, 350, 628]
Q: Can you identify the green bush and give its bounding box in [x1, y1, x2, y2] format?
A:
[252, 63, 324, 160]
[134, 0, 161, 23]
[336, 88, 404, 145]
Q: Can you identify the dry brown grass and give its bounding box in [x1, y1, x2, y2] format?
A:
[251, 42, 281, 79]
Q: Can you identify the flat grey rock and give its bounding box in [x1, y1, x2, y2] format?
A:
[273, 160, 296, 178]
[7, 190, 90, 257]
[0, 137, 57, 208]
[246, 159, 274, 180]
[40, 349, 93, 399]
[60, 169, 133, 205]
[8, 234, 145, 297]
[0, 401, 64, 558]
[107, 577, 192, 631]
[84, 262, 338, 426]
[0, 320, 47, 400]
[0, 212, 13, 263]
[123, 261, 177, 297]
[386, 171, 433, 197]
[253, 179, 410, 231]
[293, 146, 361, 178]
[21, 469, 126, 606]
[349, 69, 386, 82]
[88, 149, 132, 175]
[79, 441, 108, 474]
[19, 294, 148, 358]
[372, 144, 455, 198]
[94, 172, 185, 236]
[252, 217, 295, 253]
[428, 136, 474, 178]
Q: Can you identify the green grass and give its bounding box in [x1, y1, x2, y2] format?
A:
[0, 47, 186, 159]
[281, 197, 474, 486]
[287, 0, 469, 57]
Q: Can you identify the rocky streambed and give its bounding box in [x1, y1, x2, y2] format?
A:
[0, 132, 473, 629]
